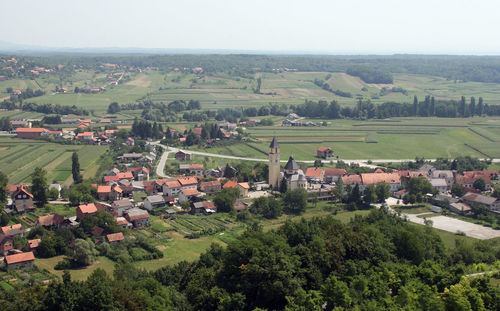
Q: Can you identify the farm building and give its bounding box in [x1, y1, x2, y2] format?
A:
[4, 252, 35, 270]
[316, 147, 333, 159]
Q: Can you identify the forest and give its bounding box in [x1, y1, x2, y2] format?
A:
[1, 209, 499, 310]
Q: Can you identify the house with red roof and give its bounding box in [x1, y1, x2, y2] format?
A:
[0, 224, 23, 256]
[4, 251, 35, 270]
[223, 180, 238, 189]
[12, 186, 34, 213]
[323, 168, 347, 183]
[305, 168, 324, 182]
[237, 182, 250, 198]
[76, 132, 94, 141]
[36, 214, 71, 229]
[16, 127, 46, 139]
[192, 127, 203, 135]
[27, 239, 41, 253]
[360, 173, 401, 192]
[316, 147, 333, 159]
[163, 180, 181, 196]
[76, 203, 97, 220]
[177, 177, 198, 190]
[199, 180, 221, 193]
[106, 232, 124, 243]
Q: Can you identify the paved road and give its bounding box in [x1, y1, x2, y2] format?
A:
[155, 148, 172, 178]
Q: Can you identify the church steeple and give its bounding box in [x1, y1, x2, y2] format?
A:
[268, 137, 280, 189]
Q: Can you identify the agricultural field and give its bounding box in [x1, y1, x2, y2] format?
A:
[189, 117, 500, 160]
[4, 69, 500, 117]
[0, 137, 107, 185]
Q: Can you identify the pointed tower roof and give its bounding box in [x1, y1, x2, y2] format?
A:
[269, 136, 279, 148]
[284, 156, 298, 170]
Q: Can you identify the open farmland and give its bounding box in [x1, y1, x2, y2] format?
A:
[189, 117, 500, 160]
[4, 69, 500, 117]
[0, 137, 107, 184]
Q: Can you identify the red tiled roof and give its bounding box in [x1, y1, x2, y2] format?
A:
[237, 182, 250, 189]
[182, 188, 200, 196]
[324, 168, 347, 176]
[37, 214, 66, 226]
[361, 173, 401, 185]
[16, 127, 46, 133]
[223, 180, 238, 189]
[192, 127, 203, 135]
[28, 239, 41, 248]
[317, 146, 331, 152]
[164, 181, 181, 188]
[103, 175, 120, 183]
[190, 164, 204, 170]
[115, 218, 129, 226]
[76, 131, 93, 137]
[1, 224, 22, 235]
[106, 232, 124, 242]
[342, 174, 362, 185]
[112, 185, 123, 193]
[200, 180, 220, 188]
[305, 168, 323, 178]
[97, 185, 111, 193]
[78, 203, 97, 214]
[4, 252, 35, 264]
[177, 177, 198, 186]
[116, 172, 134, 180]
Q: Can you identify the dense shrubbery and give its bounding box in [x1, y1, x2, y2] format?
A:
[346, 65, 394, 83]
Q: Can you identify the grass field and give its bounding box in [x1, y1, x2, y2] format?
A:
[0, 137, 108, 184]
[4, 70, 500, 116]
[187, 117, 500, 160]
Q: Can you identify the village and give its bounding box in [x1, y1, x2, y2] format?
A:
[1, 132, 500, 271]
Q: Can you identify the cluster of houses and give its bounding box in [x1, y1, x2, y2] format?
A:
[13, 122, 136, 146]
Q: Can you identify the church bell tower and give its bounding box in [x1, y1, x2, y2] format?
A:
[269, 136, 280, 189]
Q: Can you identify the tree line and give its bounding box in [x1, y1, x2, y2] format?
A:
[1, 209, 500, 310]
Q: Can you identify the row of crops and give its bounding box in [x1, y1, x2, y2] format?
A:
[162, 215, 233, 238]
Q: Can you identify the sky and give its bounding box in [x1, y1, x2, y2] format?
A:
[1, 0, 499, 54]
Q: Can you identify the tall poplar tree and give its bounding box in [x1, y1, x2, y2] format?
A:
[31, 167, 48, 207]
[72, 152, 83, 184]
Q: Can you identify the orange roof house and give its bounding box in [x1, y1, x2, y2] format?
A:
[16, 128, 46, 139]
[77, 203, 97, 220]
[106, 232, 124, 243]
[305, 168, 324, 181]
[4, 251, 35, 269]
[223, 180, 238, 189]
[192, 127, 203, 135]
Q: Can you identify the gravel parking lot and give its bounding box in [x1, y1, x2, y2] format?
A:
[405, 214, 500, 240]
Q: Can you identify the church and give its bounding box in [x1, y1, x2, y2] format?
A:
[268, 137, 307, 191]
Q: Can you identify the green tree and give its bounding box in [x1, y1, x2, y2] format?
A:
[107, 101, 120, 114]
[473, 178, 486, 191]
[363, 184, 377, 205]
[442, 276, 486, 311]
[493, 184, 500, 199]
[250, 197, 283, 219]
[0, 171, 8, 209]
[332, 178, 344, 202]
[71, 152, 82, 184]
[214, 188, 239, 213]
[81, 269, 115, 310]
[72, 239, 98, 267]
[31, 167, 48, 207]
[451, 183, 464, 197]
[321, 275, 351, 310]
[376, 181, 391, 202]
[283, 188, 308, 214]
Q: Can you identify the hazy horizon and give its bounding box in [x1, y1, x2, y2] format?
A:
[1, 0, 500, 55]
